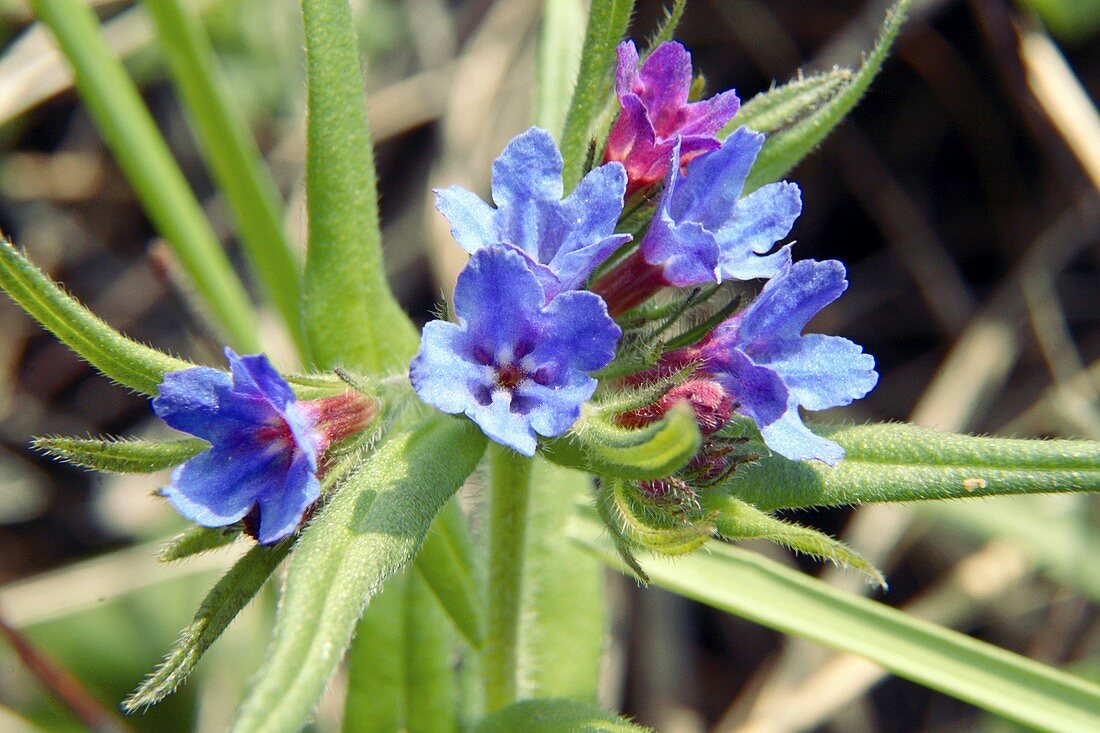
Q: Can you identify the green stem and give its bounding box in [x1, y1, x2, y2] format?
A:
[483, 444, 533, 713]
[142, 0, 306, 356]
[30, 0, 260, 351]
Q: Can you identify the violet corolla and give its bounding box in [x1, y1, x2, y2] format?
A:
[152, 349, 374, 544]
[604, 40, 740, 195]
[434, 127, 630, 301]
[410, 247, 621, 456]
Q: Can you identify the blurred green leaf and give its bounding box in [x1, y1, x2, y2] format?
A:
[344, 570, 458, 733]
[540, 402, 701, 480]
[159, 526, 241, 563]
[143, 0, 305, 354]
[0, 241, 195, 396]
[415, 500, 484, 649]
[29, 0, 261, 351]
[725, 422, 1100, 511]
[474, 699, 652, 733]
[571, 512, 1100, 733]
[230, 416, 485, 733]
[735, 68, 853, 137]
[299, 0, 419, 373]
[536, 0, 585, 137]
[32, 436, 206, 474]
[739, 0, 911, 193]
[559, 0, 636, 190]
[1018, 0, 1100, 41]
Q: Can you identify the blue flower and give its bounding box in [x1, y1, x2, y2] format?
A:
[410, 247, 621, 456]
[434, 127, 631, 301]
[695, 259, 877, 464]
[641, 128, 802, 286]
[152, 349, 322, 544]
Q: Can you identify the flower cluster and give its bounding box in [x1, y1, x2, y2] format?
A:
[412, 40, 877, 467]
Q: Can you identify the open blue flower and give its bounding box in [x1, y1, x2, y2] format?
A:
[152, 349, 322, 544]
[434, 127, 631, 301]
[695, 259, 878, 464]
[641, 128, 802, 286]
[410, 247, 621, 456]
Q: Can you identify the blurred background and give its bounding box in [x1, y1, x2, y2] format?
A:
[0, 0, 1097, 731]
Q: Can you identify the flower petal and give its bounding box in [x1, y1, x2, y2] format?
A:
[490, 128, 564, 256]
[162, 448, 267, 527]
[671, 127, 763, 227]
[760, 400, 846, 465]
[765, 334, 878, 412]
[453, 247, 545, 347]
[434, 185, 499, 254]
[715, 182, 801, 281]
[547, 161, 629, 289]
[706, 348, 789, 428]
[255, 458, 321, 544]
[520, 374, 596, 439]
[467, 391, 538, 457]
[225, 348, 294, 413]
[736, 259, 848, 347]
[538, 290, 621, 373]
[409, 319, 488, 415]
[152, 366, 233, 442]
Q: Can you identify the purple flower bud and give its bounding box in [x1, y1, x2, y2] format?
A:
[410, 247, 621, 456]
[152, 349, 376, 544]
[604, 41, 740, 195]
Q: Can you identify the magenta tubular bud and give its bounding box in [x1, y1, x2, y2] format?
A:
[299, 391, 378, 456]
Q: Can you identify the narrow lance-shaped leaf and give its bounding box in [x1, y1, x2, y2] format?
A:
[559, 0, 636, 189]
[475, 699, 653, 733]
[570, 512, 1100, 733]
[540, 402, 701, 480]
[734, 68, 853, 137]
[415, 499, 484, 649]
[32, 436, 206, 474]
[642, 0, 687, 54]
[300, 0, 419, 373]
[29, 0, 260, 350]
[725, 422, 1100, 511]
[141, 0, 305, 354]
[230, 417, 486, 733]
[738, 0, 912, 192]
[535, 0, 586, 137]
[0, 240, 195, 395]
[160, 526, 241, 563]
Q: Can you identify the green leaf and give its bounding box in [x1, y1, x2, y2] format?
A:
[540, 402, 701, 480]
[474, 699, 653, 733]
[230, 416, 486, 733]
[29, 0, 261, 351]
[706, 494, 885, 588]
[734, 68, 853, 137]
[159, 526, 241, 563]
[344, 570, 458, 733]
[415, 499, 484, 649]
[142, 0, 305, 354]
[559, 0, 636, 190]
[32, 436, 206, 473]
[642, 0, 687, 53]
[300, 0, 419, 373]
[571, 513, 1100, 733]
[725, 422, 1100, 511]
[739, 0, 912, 193]
[535, 0, 586, 137]
[519, 459, 605, 702]
[123, 539, 293, 711]
[0, 240, 195, 395]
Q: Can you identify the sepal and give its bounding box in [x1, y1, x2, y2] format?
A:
[32, 435, 207, 473]
[540, 402, 702, 480]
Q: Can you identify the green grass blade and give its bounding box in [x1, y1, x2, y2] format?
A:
[299, 0, 419, 373]
[160, 526, 241, 563]
[123, 539, 293, 711]
[740, 0, 911, 192]
[29, 0, 260, 351]
[535, 0, 586, 137]
[230, 417, 486, 733]
[725, 422, 1100, 511]
[734, 68, 853, 136]
[0, 240, 195, 395]
[559, 0, 636, 189]
[643, 0, 686, 53]
[475, 699, 652, 733]
[32, 436, 207, 473]
[571, 513, 1100, 733]
[142, 0, 305, 354]
[415, 500, 484, 649]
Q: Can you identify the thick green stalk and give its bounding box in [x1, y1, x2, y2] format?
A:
[142, 0, 305, 355]
[483, 445, 533, 713]
[300, 0, 419, 373]
[30, 0, 260, 351]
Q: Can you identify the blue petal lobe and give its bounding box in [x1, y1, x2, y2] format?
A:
[737, 259, 847, 347]
[434, 186, 498, 254]
[760, 401, 846, 465]
[765, 334, 879, 412]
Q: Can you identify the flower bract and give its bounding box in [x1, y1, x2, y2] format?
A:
[434, 127, 630, 301]
[410, 247, 621, 456]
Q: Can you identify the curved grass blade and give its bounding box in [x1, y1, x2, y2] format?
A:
[0, 240, 195, 395]
[734, 68, 853, 137]
[300, 0, 419, 373]
[725, 422, 1100, 511]
[230, 417, 486, 733]
[415, 500, 484, 649]
[571, 512, 1100, 733]
[160, 526, 241, 563]
[475, 699, 652, 733]
[142, 0, 305, 354]
[29, 0, 260, 350]
[740, 0, 912, 192]
[559, 0, 636, 189]
[32, 436, 206, 473]
[642, 0, 686, 54]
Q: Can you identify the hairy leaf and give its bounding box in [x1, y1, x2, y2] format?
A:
[475, 699, 652, 733]
[160, 526, 242, 563]
[536, 0, 586, 137]
[415, 500, 484, 649]
[33, 436, 206, 473]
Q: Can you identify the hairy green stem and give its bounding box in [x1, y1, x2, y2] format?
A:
[483, 445, 533, 713]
